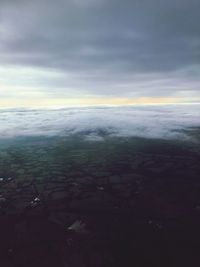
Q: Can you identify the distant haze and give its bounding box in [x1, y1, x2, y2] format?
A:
[0, 104, 199, 141]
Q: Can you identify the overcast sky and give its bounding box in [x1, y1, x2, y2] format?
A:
[0, 0, 200, 106]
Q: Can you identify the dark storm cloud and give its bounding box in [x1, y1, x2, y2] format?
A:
[0, 0, 200, 98]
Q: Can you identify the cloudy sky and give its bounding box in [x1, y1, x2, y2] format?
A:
[0, 0, 200, 107]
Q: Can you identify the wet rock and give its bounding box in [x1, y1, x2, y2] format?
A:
[67, 220, 87, 234]
[30, 196, 41, 207]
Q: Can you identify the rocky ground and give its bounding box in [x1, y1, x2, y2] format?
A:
[0, 137, 200, 267]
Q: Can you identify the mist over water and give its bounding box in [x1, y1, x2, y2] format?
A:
[0, 104, 199, 141]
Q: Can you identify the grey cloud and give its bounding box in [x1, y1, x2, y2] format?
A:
[0, 0, 200, 98]
[0, 104, 199, 140]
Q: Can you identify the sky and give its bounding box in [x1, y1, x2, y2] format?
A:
[0, 0, 200, 107]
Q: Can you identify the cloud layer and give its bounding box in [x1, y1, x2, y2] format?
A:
[0, 104, 199, 141]
[0, 0, 200, 103]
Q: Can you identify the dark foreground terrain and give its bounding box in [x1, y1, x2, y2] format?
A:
[0, 136, 200, 267]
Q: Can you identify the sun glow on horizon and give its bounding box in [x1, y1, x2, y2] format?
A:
[0, 96, 198, 108]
